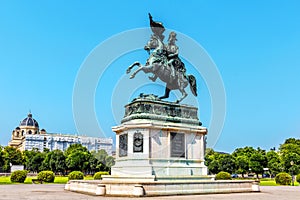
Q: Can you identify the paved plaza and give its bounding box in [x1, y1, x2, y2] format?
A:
[0, 184, 299, 200]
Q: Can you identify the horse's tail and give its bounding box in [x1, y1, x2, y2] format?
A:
[188, 75, 197, 97]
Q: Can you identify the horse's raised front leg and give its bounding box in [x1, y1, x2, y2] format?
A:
[126, 61, 140, 74]
[130, 63, 144, 79]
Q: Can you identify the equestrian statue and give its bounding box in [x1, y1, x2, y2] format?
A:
[126, 13, 197, 103]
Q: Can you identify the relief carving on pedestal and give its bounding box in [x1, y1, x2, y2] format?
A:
[133, 131, 143, 153]
[119, 133, 128, 157]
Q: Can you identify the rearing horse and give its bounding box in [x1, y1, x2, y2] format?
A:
[126, 34, 197, 103]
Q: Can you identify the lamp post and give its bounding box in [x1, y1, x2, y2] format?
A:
[290, 161, 294, 186]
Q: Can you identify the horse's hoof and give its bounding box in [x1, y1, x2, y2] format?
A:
[126, 69, 131, 74]
[130, 75, 135, 79]
[148, 77, 155, 82]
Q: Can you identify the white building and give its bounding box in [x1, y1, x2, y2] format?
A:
[8, 113, 113, 155]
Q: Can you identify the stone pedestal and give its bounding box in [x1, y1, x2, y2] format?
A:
[107, 94, 208, 181]
[66, 95, 260, 196]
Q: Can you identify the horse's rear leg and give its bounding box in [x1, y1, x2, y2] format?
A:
[176, 89, 187, 104]
[159, 87, 171, 100]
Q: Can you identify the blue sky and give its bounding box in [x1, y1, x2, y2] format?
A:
[0, 1, 299, 153]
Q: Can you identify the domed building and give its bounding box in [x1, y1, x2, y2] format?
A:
[8, 113, 113, 155]
[9, 113, 41, 150]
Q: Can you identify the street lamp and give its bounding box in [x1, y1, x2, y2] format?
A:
[290, 161, 294, 186]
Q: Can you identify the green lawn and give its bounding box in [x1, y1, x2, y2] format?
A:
[1, 176, 299, 186]
[0, 175, 94, 184]
[259, 178, 299, 186]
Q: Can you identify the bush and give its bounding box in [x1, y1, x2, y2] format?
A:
[215, 171, 231, 180]
[93, 171, 109, 180]
[68, 171, 84, 180]
[275, 172, 291, 185]
[10, 170, 28, 183]
[296, 173, 300, 183]
[37, 171, 55, 183]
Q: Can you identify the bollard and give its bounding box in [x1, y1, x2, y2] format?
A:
[95, 184, 106, 195]
[133, 185, 144, 197]
[252, 181, 260, 192]
[64, 183, 70, 190]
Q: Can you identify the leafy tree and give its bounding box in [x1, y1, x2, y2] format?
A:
[266, 150, 283, 176]
[30, 152, 45, 172]
[91, 149, 114, 172]
[205, 149, 235, 174]
[92, 149, 108, 162]
[65, 144, 88, 157]
[88, 155, 99, 174]
[235, 155, 249, 177]
[0, 146, 4, 169]
[279, 138, 300, 174]
[104, 156, 115, 172]
[42, 150, 66, 175]
[23, 148, 39, 171]
[23, 148, 46, 173]
[2, 146, 24, 172]
[66, 150, 91, 172]
[249, 149, 267, 178]
[218, 154, 236, 174]
[205, 148, 220, 174]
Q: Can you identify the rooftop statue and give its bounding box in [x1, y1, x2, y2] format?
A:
[126, 14, 197, 103]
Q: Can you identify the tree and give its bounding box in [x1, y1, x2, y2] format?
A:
[235, 155, 249, 177]
[92, 149, 108, 162]
[23, 148, 46, 173]
[66, 150, 91, 172]
[205, 148, 220, 174]
[232, 146, 256, 158]
[0, 146, 4, 168]
[65, 144, 88, 157]
[218, 154, 236, 174]
[249, 149, 267, 178]
[88, 155, 99, 174]
[31, 153, 45, 172]
[104, 156, 115, 172]
[91, 149, 115, 172]
[266, 150, 283, 176]
[279, 138, 300, 175]
[205, 149, 236, 174]
[42, 150, 66, 175]
[2, 146, 24, 172]
[65, 144, 91, 172]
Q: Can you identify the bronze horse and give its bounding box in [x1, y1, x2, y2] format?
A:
[126, 34, 197, 103]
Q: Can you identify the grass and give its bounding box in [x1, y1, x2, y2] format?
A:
[0, 175, 95, 184]
[1, 175, 299, 186]
[259, 178, 299, 186]
[0, 176, 12, 184]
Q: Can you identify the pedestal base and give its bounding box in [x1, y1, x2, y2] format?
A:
[65, 179, 260, 197]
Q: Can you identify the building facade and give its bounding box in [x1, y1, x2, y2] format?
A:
[8, 113, 113, 155]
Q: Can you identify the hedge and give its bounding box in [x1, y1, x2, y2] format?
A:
[296, 173, 300, 183]
[10, 170, 28, 183]
[37, 171, 55, 183]
[215, 171, 231, 180]
[68, 171, 84, 180]
[275, 172, 291, 185]
[93, 171, 109, 180]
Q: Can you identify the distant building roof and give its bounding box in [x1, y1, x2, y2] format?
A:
[20, 113, 39, 128]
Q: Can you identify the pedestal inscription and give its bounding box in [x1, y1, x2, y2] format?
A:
[119, 133, 128, 157]
[170, 132, 185, 158]
[133, 131, 143, 153]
